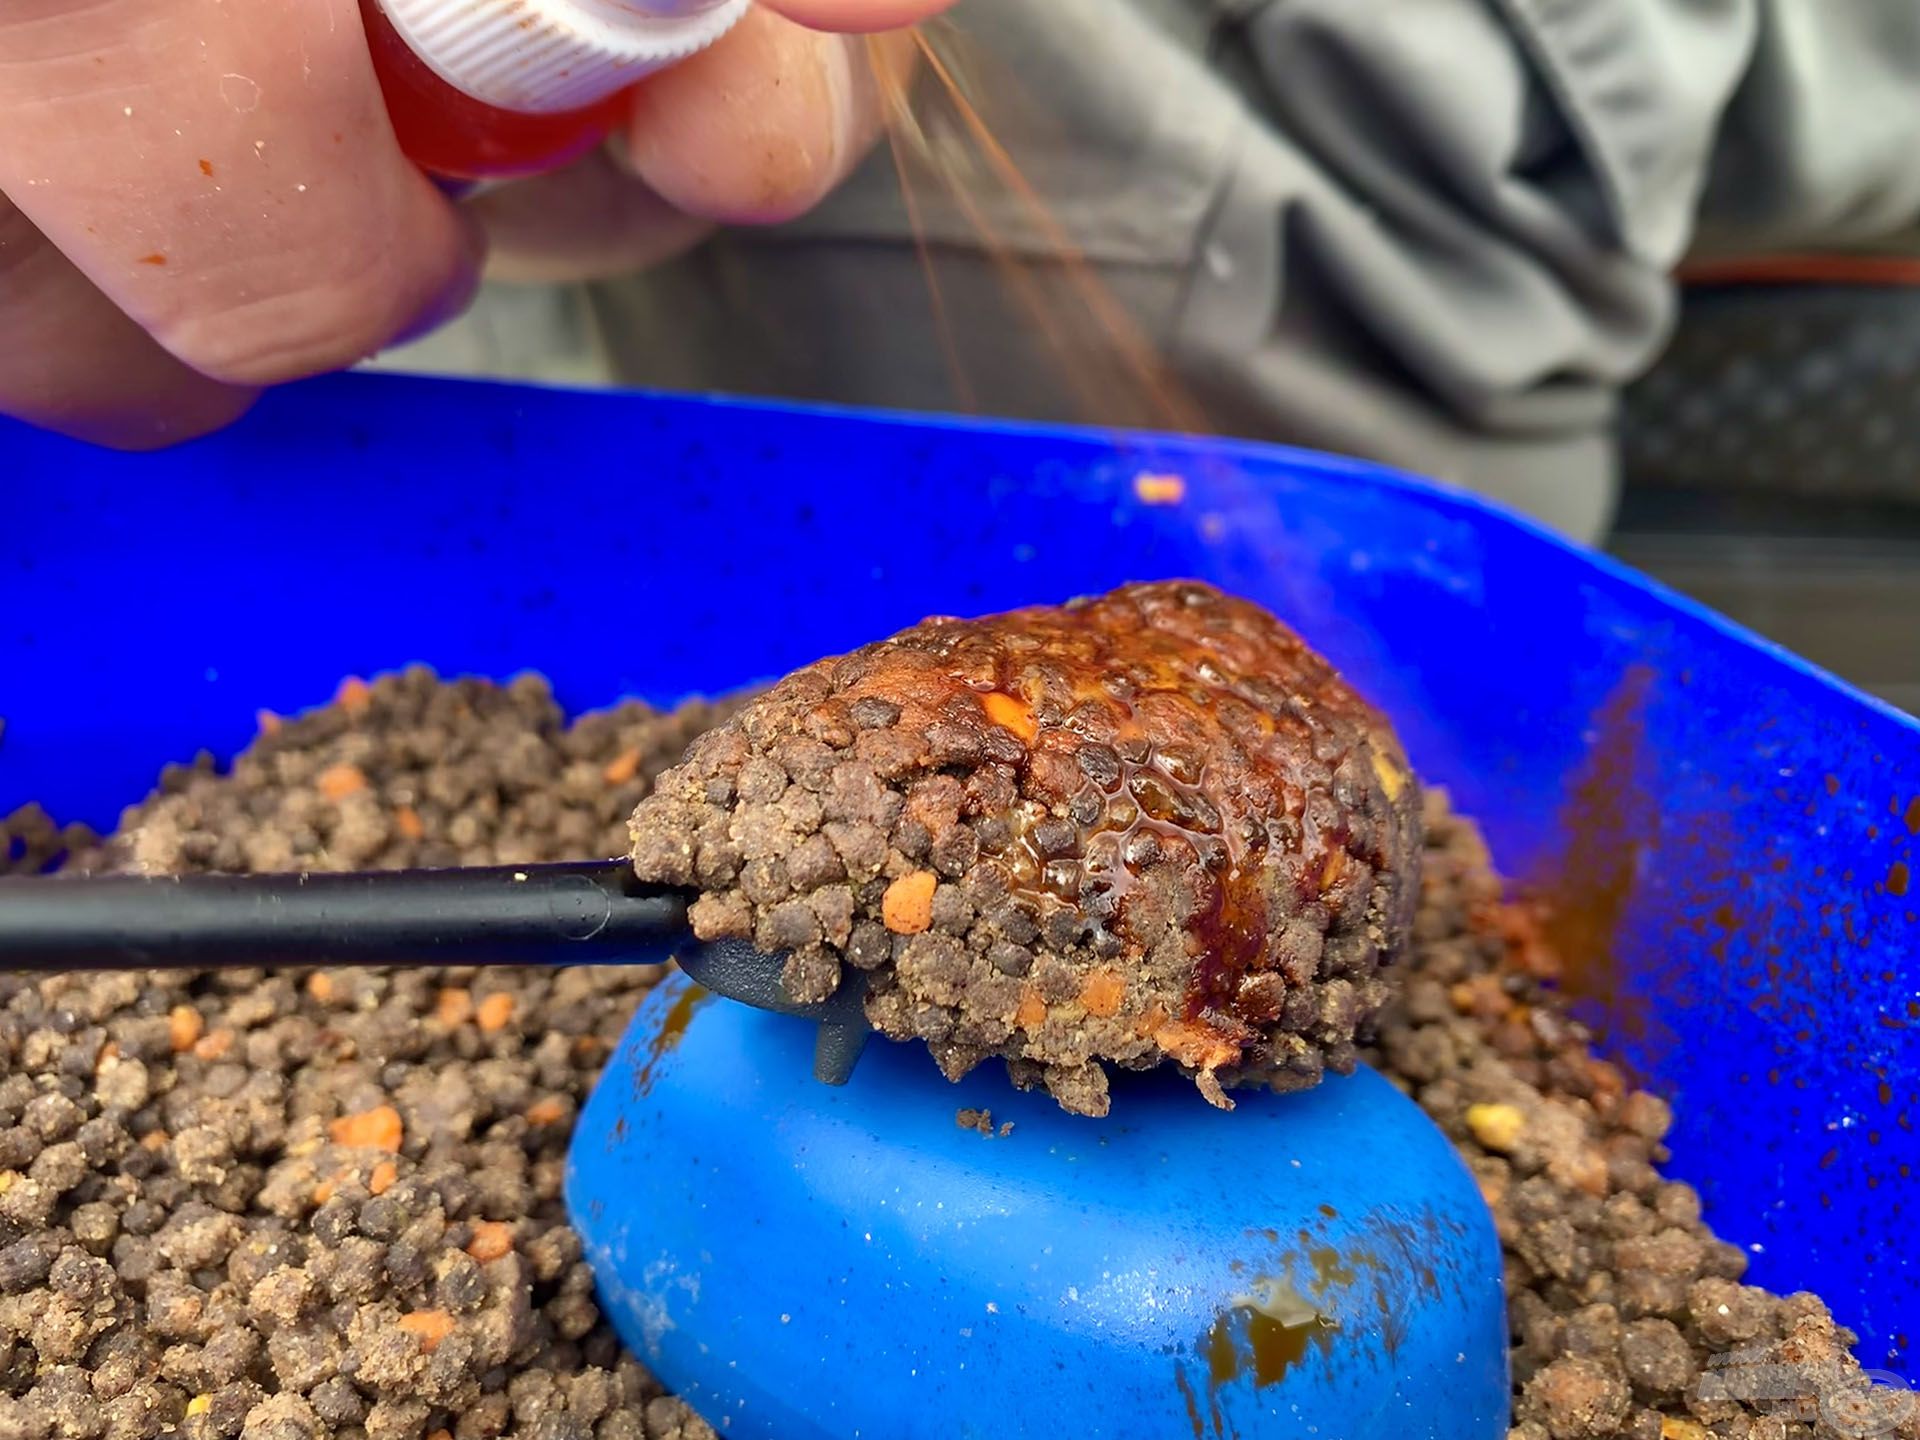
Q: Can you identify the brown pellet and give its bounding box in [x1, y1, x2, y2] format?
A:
[0, 664, 1883, 1440]
[629, 582, 1422, 1118]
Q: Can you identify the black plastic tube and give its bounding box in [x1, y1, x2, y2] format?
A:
[0, 860, 689, 970]
[0, 861, 876, 1083]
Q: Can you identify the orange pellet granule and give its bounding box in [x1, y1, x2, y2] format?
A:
[398, 1310, 454, 1352]
[435, 988, 473, 1027]
[336, 677, 373, 715]
[1079, 970, 1125, 1019]
[169, 1005, 204, 1053]
[466, 1221, 515, 1263]
[318, 764, 367, 801]
[192, 1029, 234, 1062]
[1132, 472, 1187, 505]
[882, 871, 937, 935]
[329, 1104, 404, 1152]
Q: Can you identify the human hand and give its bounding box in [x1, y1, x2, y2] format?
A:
[468, 2, 934, 284]
[0, 0, 953, 450]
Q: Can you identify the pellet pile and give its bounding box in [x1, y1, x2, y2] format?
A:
[0, 656, 1901, 1440]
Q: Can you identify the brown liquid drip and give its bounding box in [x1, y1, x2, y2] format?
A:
[867, 586, 1389, 1037]
[1172, 1207, 1455, 1434]
[988, 713, 1263, 1020]
[633, 983, 712, 1099]
[826, 582, 1415, 1074]
[1192, 1276, 1339, 1433]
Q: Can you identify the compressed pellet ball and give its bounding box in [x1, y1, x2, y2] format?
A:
[629, 580, 1423, 1115]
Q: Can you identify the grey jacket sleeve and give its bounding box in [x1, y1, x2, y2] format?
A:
[1182, 0, 1920, 540]
[1692, 4, 1920, 251]
[587, 1, 1920, 545]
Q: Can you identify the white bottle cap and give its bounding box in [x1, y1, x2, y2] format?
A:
[377, 0, 751, 115]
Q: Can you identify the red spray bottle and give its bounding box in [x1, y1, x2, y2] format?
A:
[361, 0, 749, 179]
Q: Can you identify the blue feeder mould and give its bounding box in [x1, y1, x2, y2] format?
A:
[573, 971, 1508, 1440]
[4, 372, 1917, 1387]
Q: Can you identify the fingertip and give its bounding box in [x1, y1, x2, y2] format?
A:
[627, 8, 863, 225]
[82, 388, 262, 453]
[9, 368, 259, 453]
[386, 187, 489, 345]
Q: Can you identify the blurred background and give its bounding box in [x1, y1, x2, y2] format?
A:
[369, 275, 1920, 717]
[1613, 281, 1920, 718]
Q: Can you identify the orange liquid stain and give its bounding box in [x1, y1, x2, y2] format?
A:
[633, 982, 713, 1098]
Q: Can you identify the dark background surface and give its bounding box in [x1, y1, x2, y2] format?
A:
[1615, 284, 1920, 717]
[1608, 489, 1920, 717]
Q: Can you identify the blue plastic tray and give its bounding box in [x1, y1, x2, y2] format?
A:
[4, 373, 1915, 1367]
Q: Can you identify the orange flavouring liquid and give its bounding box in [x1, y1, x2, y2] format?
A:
[361, 0, 750, 181]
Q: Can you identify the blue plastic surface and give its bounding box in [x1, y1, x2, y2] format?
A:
[4, 372, 1917, 1373]
[570, 972, 1508, 1440]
